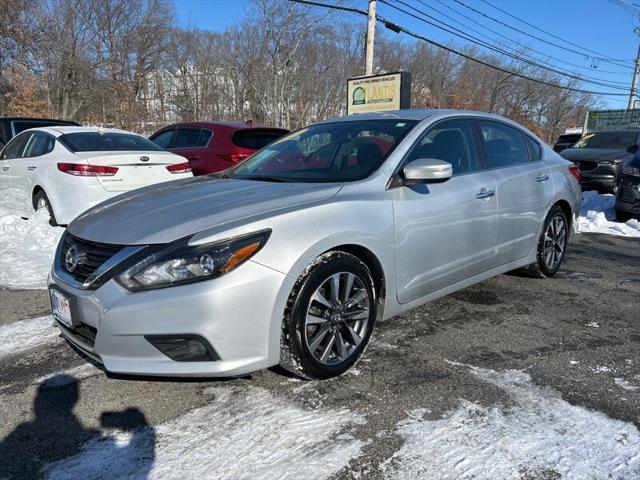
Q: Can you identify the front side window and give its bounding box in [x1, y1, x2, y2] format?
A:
[479, 120, 529, 168]
[229, 120, 417, 183]
[405, 119, 482, 175]
[573, 131, 637, 150]
[150, 129, 174, 149]
[59, 132, 163, 152]
[0, 132, 30, 160]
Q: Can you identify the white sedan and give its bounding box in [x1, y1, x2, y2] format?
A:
[0, 126, 192, 225]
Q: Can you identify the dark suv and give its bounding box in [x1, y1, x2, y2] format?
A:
[0, 117, 80, 149]
[615, 152, 640, 221]
[559, 129, 640, 192]
[150, 122, 288, 175]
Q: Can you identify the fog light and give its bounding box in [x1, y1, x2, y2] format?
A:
[145, 335, 220, 362]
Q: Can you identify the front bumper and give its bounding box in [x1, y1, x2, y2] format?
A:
[574, 163, 620, 191]
[49, 260, 292, 377]
[615, 178, 640, 215]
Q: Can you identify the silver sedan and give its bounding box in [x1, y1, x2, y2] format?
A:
[48, 110, 581, 379]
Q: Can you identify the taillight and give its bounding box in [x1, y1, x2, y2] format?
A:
[568, 165, 582, 183]
[217, 153, 251, 163]
[166, 162, 192, 174]
[57, 163, 118, 176]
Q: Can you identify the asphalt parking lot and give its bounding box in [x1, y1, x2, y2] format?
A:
[1, 232, 639, 479]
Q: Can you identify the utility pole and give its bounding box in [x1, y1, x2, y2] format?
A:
[365, 0, 376, 75]
[629, 28, 640, 110]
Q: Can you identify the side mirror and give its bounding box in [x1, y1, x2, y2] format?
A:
[627, 145, 638, 154]
[402, 158, 453, 184]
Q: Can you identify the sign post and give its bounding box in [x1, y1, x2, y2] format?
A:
[347, 71, 411, 115]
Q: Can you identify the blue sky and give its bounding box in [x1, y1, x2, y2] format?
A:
[174, 0, 639, 109]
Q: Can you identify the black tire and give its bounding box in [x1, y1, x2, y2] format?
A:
[615, 208, 633, 223]
[33, 190, 58, 226]
[523, 205, 569, 278]
[280, 251, 377, 380]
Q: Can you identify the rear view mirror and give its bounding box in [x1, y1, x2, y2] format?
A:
[403, 158, 453, 184]
[627, 145, 638, 154]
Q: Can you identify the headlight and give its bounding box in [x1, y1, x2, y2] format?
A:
[116, 229, 271, 291]
[622, 164, 640, 177]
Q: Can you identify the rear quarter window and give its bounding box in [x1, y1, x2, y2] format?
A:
[232, 130, 287, 150]
[525, 135, 542, 161]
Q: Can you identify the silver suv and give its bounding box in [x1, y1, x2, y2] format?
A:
[48, 110, 581, 379]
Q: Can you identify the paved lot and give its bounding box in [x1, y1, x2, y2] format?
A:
[0, 232, 639, 479]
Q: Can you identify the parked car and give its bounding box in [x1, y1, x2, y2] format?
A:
[615, 151, 640, 221]
[553, 133, 582, 152]
[0, 117, 80, 149]
[559, 129, 640, 192]
[48, 110, 580, 380]
[0, 126, 192, 225]
[149, 121, 288, 175]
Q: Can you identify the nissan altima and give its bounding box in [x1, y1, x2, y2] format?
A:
[48, 110, 581, 379]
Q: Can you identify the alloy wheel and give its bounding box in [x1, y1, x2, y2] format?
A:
[543, 215, 566, 270]
[304, 271, 371, 365]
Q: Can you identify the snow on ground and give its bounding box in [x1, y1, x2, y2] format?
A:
[382, 365, 640, 480]
[42, 387, 365, 480]
[0, 316, 60, 359]
[0, 207, 64, 289]
[578, 191, 640, 238]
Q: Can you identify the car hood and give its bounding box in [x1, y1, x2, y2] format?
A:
[68, 177, 342, 245]
[559, 148, 631, 162]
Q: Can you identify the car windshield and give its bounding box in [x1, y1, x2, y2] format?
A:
[59, 132, 163, 152]
[227, 120, 418, 183]
[573, 131, 637, 150]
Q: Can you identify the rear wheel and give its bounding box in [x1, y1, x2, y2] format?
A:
[280, 252, 376, 380]
[525, 205, 569, 278]
[33, 190, 58, 226]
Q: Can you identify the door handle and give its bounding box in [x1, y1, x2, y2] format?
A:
[536, 174, 549, 182]
[27, 165, 37, 171]
[1, 166, 9, 171]
[476, 188, 495, 200]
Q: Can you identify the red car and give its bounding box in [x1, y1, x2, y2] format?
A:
[149, 121, 289, 175]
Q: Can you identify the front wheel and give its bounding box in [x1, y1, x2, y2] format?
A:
[280, 251, 376, 380]
[526, 206, 569, 278]
[615, 208, 633, 223]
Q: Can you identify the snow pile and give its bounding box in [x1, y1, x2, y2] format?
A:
[43, 387, 365, 480]
[0, 206, 64, 289]
[0, 316, 60, 359]
[578, 191, 640, 237]
[382, 366, 640, 479]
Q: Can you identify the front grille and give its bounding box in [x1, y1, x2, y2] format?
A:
[577, 161, 597, 172]
[62, 235, 124, 284]
[59, 321, 97, 348]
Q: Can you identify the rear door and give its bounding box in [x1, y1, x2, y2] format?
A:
[477, 120, 552, 263]
[12, 132, 56, 216]
[391, 118, 498, 304]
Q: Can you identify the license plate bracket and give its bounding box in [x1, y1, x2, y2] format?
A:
[49, 287, 76, 329]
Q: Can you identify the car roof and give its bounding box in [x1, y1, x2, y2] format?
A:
[22, 126, 144, 137]
[157, 121, 288, 131]
[316, 108, 529, 125]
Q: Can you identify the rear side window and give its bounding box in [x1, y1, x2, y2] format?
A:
[525, 135, 542, 161]
[150, 129, 174, 149]
[59, 132, 162, 152]
[173, 128, 212, 148]
[0, 132, 30, 159]
[406, 119, 482, 175]
[23, 133, 54, 158]
[479, 121, 529, 168]
[232, 129, 287, 150]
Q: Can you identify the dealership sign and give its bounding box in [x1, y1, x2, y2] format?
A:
[347, 72, 411, 115]
[585, 109, 640, 132]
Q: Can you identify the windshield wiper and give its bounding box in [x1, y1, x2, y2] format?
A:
[237, 175, 290, 183]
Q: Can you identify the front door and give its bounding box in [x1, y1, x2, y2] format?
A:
[391, 119, 498, 304]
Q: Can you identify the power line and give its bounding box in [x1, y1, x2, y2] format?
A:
[426, 0, 632, 76]
[287, 0, 629, 97]
[387, 0, 630, 90]
[453, 0, 635, 69]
